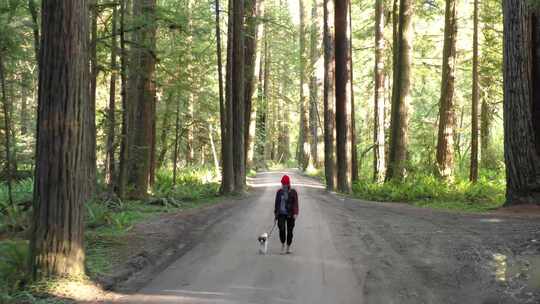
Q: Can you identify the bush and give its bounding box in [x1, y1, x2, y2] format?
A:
[352, 172, 505, 212]
[0, 240, 29, 294]
[154, 167, 220, 201]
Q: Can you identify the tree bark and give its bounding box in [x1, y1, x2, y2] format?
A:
[435, 0, 458, 181]
[470, 0, 479, 182]
[309, 0, 321, 168]
[222, 0, 235, 193]
[502, 0, 540, 205]
[335, 0, 352, 193]
[348, 0, 358, 182]
[30, 0, 89, 279]
[323, 0, 336, 190]
[186, 0, 195, 165]
[232, 0, 246, 191]
[126, 0, 157, 198]
[0, 53, 13, 207]
[157, 93, 173, 169]
[298, 0, 311, 170]
[87, 0, 98, 195]
[28, 0, 40, 64]
[118, 0, 129, 198]
[373, 0, 386, 183]
[255, 32, 268, 164]
[243, 0, 262, 169]
[105, 4, 118, 191]
[386, 0, 412, 181]
[173, 97, 181, 184]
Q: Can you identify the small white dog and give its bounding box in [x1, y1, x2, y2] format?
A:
[257, 232, 269, 255]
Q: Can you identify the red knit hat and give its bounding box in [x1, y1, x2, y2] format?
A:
[281, 175, 291, 185]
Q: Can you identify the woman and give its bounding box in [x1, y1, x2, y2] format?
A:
[274, 175, 299, 254]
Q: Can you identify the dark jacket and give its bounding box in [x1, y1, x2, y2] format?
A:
[274, 188, 299, 217]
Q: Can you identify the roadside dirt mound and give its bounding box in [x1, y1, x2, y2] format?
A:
[494, 204, 540, 218]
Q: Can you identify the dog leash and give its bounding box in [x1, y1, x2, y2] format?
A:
[267, 220, 277, 238]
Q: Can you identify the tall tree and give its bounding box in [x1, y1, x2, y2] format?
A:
[348, 0, 357, 182]
[0, 52, 13, 207]
[222, 0, 235, 193]
[126, 0, 157, 198]
[117, 0, 129, 198]
[232, 0, 246, 191]
[30, 0, 89, 279]
[87, 0, 98, 194]
[309, 0, 321, 168]
[105, 3, 118, 191]
[186, 0, 195, 165]
[502, 0, 540, 205]
[244, 0, 263, 169]
[334, 0, 352, 192]
[323, 0, 336, 190]
[469, 0, 479, 182]
[28, 0, 40, 63]
[373, 0, 386, 183]
[435, 0, 458, 181]
[386, 0, 413, 181]
[297, 0, 311, 170]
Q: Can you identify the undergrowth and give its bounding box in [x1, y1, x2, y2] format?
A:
[352, 172, 505, 212]
[0, 166, 222, 302]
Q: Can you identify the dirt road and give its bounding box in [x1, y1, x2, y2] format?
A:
[113, 171, 540, 304]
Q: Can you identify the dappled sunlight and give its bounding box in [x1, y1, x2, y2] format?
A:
[248, 181, 325, 189]
[492, 253, 507, 282]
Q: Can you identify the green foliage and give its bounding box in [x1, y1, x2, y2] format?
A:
[0, 240, 29, 295]
[352, 172, 505, 212]
[154, 167, 220, 201]
[0, 179, 33, 234]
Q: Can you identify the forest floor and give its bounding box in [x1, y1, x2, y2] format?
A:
[67, 170, 540, 304]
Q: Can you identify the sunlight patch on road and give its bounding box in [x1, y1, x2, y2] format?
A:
[492, 253, 507, 282]
[479, 218, 504, 223]
[248, 182, 325, 189]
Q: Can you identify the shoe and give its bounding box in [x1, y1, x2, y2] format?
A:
[286, 246, 291, 254]
[281, 244, 286, 254]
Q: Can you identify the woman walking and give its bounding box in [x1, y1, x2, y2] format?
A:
[274, 175, 299, 254]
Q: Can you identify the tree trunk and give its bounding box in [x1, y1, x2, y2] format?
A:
[323, 0, 336, 190]
[435, 0, 458, 181]
[232, 0, 246, 191]
[0, 53, 13, 207]
[470, 0, 479, 182]
[386, 0, 412, 181]
[309, 0, 321, 168]
[173, 98, 180, 184]
[28, 0, 40, 64]
[117, 0, 129, 198]
[126, 0, 157, 198]
[243, 0, 262, 169]
[20, 73, 31, 136]
[255, 32, 268, 164]
[298, 0, 311, 170]
[222, 0, 235, 193]
[348, 0, 358, 182]
[480, 99, 496, 169]
[157, 93, 174, 169]
[186, 0, 195, 165]
[373, 0, 386, 183]
[502, 0, 540, 205]
[30, 0, 89, 279]
[87, 0, 98, 196]
[335, 0, 352, 193]
[105, 4, 118, 191]
[215, 0, 229, 191]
